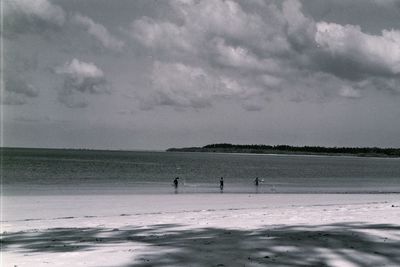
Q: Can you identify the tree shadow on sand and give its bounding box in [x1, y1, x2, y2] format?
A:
[2, 223, 400, 266]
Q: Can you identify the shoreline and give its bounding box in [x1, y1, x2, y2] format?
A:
[3, 184, 400, 196]
[3, 193, 399, 224]
[3, 193, 400, 226]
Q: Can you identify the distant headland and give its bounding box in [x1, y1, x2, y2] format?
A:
[166, 143, 400, 157]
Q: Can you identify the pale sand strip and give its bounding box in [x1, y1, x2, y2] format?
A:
[2, 194, 400, 267]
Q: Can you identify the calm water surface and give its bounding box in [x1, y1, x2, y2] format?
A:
[2, 148, 400, 195]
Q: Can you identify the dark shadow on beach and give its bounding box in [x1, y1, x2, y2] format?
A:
[2, 223, 400, 266]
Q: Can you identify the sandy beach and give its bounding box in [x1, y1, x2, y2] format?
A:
[4, 0, 400, 266]
[2, 193, 400, 267]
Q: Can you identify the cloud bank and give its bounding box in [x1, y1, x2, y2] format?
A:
[4, 0, 400, 111]
[129, 0, 400, 110]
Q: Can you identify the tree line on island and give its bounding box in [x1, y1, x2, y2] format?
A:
[167, 143, 400, 157]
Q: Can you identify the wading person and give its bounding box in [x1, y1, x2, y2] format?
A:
[254, 177, 260, 186]
[173, 177, 179, 193]
[220, 177, 224, 192]
[254, 177, 260, 193]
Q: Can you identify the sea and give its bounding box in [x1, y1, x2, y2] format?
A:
[2, 148, 400, 195]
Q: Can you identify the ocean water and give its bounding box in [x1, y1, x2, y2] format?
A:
[2, 148, 400, 195]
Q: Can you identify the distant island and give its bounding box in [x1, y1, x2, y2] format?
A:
[167, 143, 400, 157]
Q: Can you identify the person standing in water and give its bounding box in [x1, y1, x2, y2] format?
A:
[254, 177, 260, 193]
[220, 177, 224, 192]
[173, 177, 179, 189]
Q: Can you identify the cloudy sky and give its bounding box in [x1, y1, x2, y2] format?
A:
[2, 0, 400, 150]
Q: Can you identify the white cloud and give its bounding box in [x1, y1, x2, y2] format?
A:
[145, 62, 221, 109]
[139, 61, 265, 110]
[315, 22, 400, 75]
[55, 59, 109, 108]
[56, 59, 104, 80]
[210, 38, 265, 70]
[5, 0, 66, 26]
[172, 0, 264, 40]
[282, 0, 316, 50]
[73, 14, 125, 51]
[130, 0, 288, 55]
[126, 0, 400, 110]
[339, 86, 362, 99]
[129, 16, 193, 56]
[128, 0, 291, 110]
[179, 0, 290, 53]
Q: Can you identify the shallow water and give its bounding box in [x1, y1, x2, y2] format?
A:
[2, 148, 400, 195]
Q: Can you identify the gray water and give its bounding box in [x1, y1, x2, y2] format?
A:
[2, 148, 400, 195]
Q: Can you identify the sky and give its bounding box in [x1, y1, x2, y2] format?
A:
[2, 0, 400, 150]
